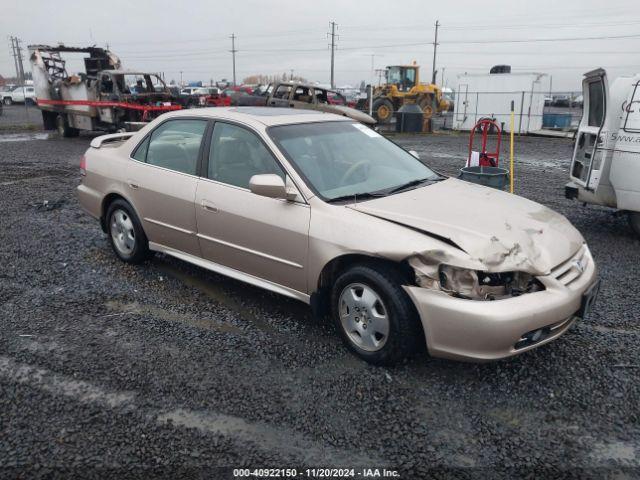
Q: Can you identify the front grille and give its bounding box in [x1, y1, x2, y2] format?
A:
[550, 245, 588, 286]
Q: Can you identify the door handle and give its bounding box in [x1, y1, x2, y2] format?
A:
[128, 182, 139, 189]
[289, 103, 295, 107]
[201, 200, 218, 213]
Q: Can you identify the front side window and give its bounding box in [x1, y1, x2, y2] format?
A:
[145, 119, 207, 175]
[273, 85, 292, 99]
[208, 122, 284, 188]
[269, 121, 439, 201]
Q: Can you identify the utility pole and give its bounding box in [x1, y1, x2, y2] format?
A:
[16, 38, 25, 84]
[180, 70, 183, 87]
[230, 33, 237, 86]
[9, 37, 20, 81]
[369, 54, 374, 117]
[431, 20, 440, 85]
[327, 21, 338, 89]
[9, 36, 25, 84]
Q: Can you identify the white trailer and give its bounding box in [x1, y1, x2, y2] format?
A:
[453, 70, 548, 134]
[565, 69, 640, 237]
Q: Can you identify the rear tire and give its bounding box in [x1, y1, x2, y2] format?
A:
[331, 264, 423, 366]
[373, 98, 394, 124]
[106, 199, 152, 264]
[629, 211, 640, 238]
[56, 114, 79, 137]
[42, 111, 57, 130]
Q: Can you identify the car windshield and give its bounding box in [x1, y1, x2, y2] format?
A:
[268, 121, 440, 201]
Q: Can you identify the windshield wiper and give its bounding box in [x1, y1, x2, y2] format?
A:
[385, 177, 437, 195]
[326, 191, 387, 203]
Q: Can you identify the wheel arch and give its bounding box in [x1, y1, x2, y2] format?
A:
[100, 191, 138, 233]
[310, 253, 415, 318]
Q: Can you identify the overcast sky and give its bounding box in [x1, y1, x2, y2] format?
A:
[2, 0, 639, 91]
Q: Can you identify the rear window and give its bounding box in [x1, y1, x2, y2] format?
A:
[588, 81, 604, 127]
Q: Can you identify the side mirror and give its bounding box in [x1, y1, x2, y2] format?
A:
[249, 174, 297, 201]
[409, 150, 420, 159]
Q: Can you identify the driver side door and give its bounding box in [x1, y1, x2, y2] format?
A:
[195, 121, 310, 294]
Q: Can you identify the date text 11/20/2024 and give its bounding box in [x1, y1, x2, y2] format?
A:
[232, 468, 401, 478]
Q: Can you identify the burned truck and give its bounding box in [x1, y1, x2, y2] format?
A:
[29, 45, 181, 136]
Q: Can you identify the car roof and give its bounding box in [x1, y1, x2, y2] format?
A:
[162, 107, 353, 127]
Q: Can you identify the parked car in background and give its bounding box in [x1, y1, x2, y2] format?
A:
[238, 81, 375, 125]
[180, 87, 201, 96]
[223, 86, 255, 105]
[78, 107, 598, 365]
[552, 94, 572, 108]
[2, 85, 36, 105]
[572, 94, 584, 108]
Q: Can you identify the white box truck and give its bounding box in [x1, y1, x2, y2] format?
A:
[566, 68, 640, 237]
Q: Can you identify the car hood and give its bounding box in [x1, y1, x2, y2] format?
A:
[346, 178, 584, 275]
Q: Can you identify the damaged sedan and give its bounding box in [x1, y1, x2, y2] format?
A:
[77, 107, 599, 365]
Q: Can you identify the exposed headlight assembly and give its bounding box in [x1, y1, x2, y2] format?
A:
[413, 262, 543, 301]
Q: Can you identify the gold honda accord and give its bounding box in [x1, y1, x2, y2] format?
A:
[78, 107, 599, 365]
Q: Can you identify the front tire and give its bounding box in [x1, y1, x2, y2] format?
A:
[331, 264, 423, 365]
[373, 98, 394, 124]
[3, 97, 13, 106]
[106, 199, 152, 264]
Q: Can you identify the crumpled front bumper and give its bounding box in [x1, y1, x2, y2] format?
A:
[404, 246, 598, 362]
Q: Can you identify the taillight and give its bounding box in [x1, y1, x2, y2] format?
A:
[80, 155, 86, 176]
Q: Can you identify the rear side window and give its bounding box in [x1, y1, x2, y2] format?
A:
[132, 137, 149, 162]
[145, 119, 207, 175]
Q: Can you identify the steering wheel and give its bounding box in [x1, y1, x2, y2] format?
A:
[340, 160, 369, 185]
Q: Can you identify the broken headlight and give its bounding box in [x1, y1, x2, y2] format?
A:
[416, 264, 543, 301]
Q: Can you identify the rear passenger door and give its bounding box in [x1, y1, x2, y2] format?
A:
[126, 118, 208, 256]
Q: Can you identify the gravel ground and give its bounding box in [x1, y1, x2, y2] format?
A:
[1, 107, 639, 479]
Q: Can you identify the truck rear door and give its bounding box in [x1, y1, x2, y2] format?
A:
[569, 69, 607, 190]
[609, 78, 640, 211]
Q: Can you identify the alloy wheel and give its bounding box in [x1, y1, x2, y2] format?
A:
[339, 282, 390, 352]
[110, 209, 136, 256]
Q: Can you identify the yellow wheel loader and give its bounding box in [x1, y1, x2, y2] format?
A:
[365, 63, 450, 124]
